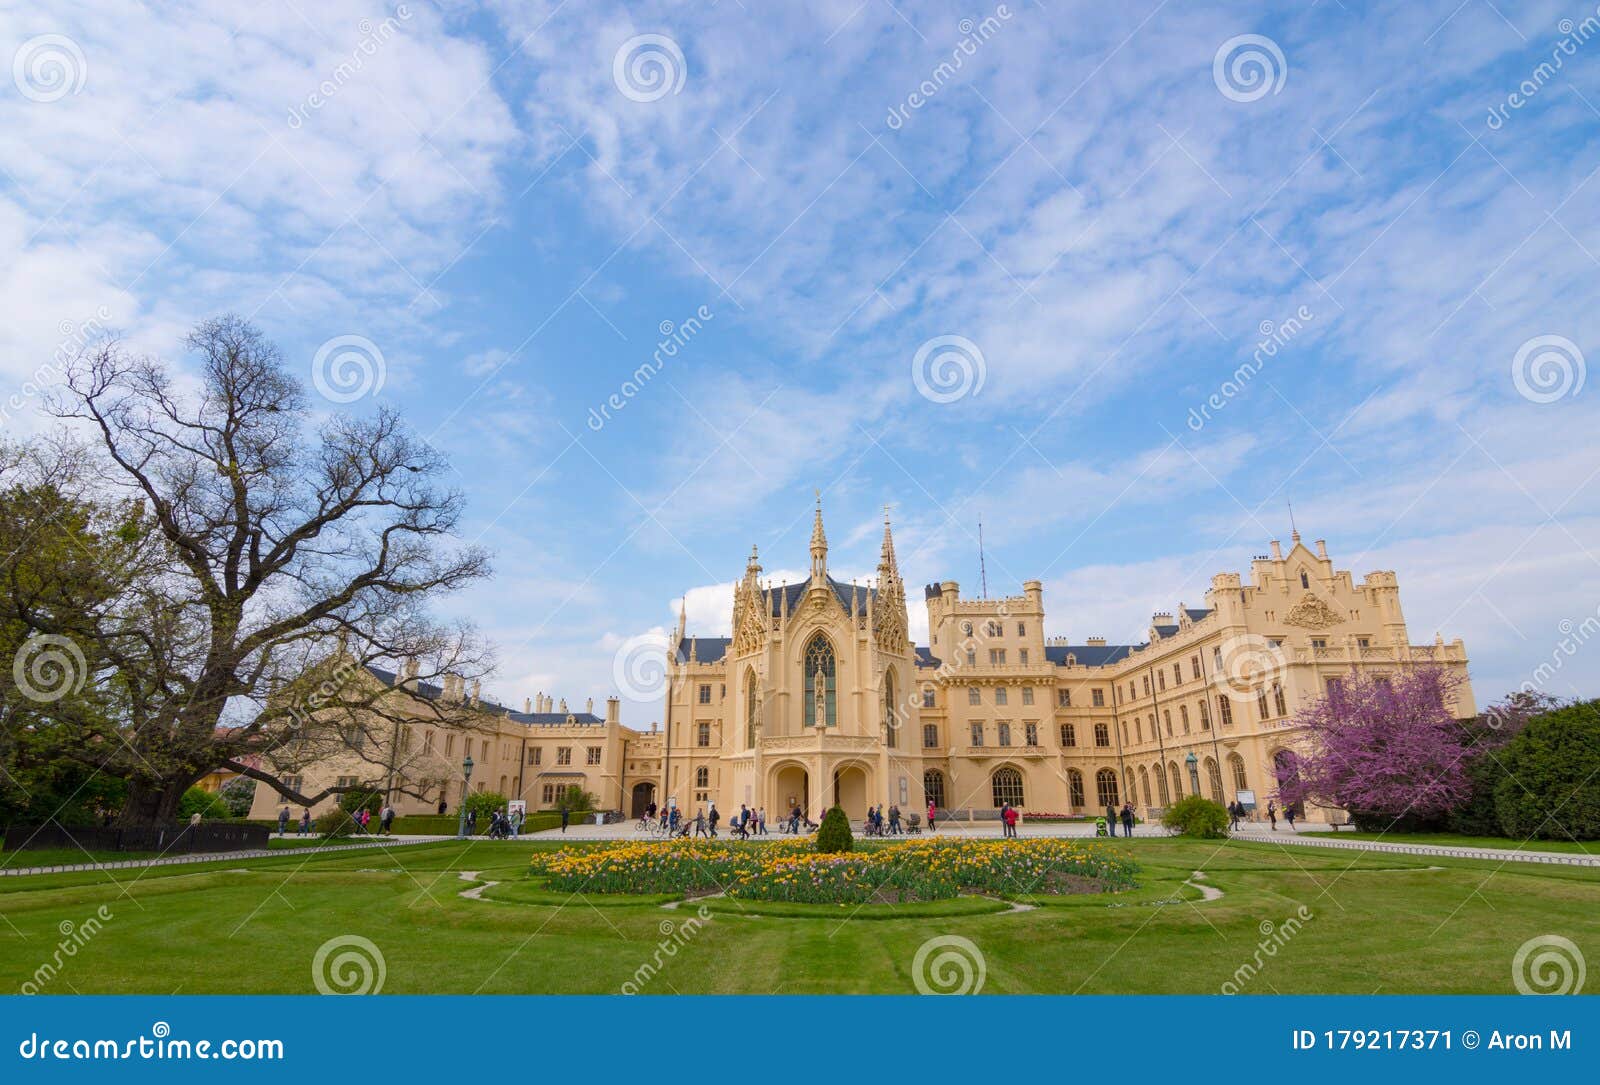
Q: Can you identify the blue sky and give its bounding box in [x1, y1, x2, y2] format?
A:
[3, 0, 1598, 716]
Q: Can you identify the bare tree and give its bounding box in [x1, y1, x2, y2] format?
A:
[30, 315, 493, 824]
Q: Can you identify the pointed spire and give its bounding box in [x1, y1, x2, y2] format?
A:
[809, 489, 828, 584]
[878, 505, 899, 579]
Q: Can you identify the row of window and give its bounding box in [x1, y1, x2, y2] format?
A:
[527, 745, 603, 766]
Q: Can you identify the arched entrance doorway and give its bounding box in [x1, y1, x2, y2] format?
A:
[833, 763, 870, 818]
[629, 782, 656, 818]
[772, 762, 809, 818]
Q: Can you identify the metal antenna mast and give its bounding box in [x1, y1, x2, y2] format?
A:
[978, 517, 989, 599]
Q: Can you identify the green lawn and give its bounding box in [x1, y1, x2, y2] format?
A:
[0, 837, 1595, 994]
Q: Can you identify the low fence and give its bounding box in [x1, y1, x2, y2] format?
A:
[3, 822, 271, 854]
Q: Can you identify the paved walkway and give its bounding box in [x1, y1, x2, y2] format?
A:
[528, 820, 1600, 867]
[0, 834, 455, 878]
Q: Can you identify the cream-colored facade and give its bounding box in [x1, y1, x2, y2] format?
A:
[252, 498, 1474, 826]
[654, 501, 1474, 825]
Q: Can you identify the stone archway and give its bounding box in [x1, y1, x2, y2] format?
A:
[629, 782, 656, 818]
[832, 762, 871, 818]
[771, 762, 810, 818]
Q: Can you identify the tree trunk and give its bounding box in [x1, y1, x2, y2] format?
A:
[117, 778, 186, 826]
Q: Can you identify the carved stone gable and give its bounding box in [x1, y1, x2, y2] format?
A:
[1283, 591, 1343, 630]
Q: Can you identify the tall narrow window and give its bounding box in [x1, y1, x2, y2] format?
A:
[1095, 769, 1119, 808]
[1205, 757, 1224, 802]
[745, 667, 758, 747]
[1229, 753, 1248, 792]
[1273, 682, 1288, 716]
[1068, 769, 1086, 807]
[803, 634, 837, 727]
[1219, 695, 1234, 726]
[883, 670, 898, 748]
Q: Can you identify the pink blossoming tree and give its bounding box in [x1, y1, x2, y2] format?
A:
[1274, 666, 1470, 821]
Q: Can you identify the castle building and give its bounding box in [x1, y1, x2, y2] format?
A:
[650, 499, 1474, 825]
[251, 498, 1474, 826]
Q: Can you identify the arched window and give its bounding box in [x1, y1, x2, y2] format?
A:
[695, 766, 709, 788]
[1163, 709, 1173, 736]
[923, 770, 946, 810]
[1167, 761, 1183, 804]
[1228, 752, 1248, 792]
[1139, 765, 1152, 806]
[1204, 757, 1223, 802]
[992, 767, 1024, 807]
[803, 634, 836, 727]
[883, 670, 898, 747]
[744, 667, 758, 747]
[1273, 682, 1288, 716]
[1095, 768, 1119, 808]
[1155, 763, 1170, 805]
[1067, 769, 1085, 808]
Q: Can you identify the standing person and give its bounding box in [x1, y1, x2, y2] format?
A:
[358, 806, 371, 833]
[512, 807, 524, 839]
[1105, 803, 1117, 837]
[1004, 803, 1020, 838]
[789, 804, 801, 835]
[1267, 800, 1278, 831]
[437, 798, 447, 816]
[299, 808, 311, 836]
[467, 808, 478, 835]
[277, 805, 290, 836]
[999, 802, 1010, 838]
[757, 807, 768, 835]
[888, 804, 901, 835]
[1121, 802, 1135, 838]
[927, 799, 938, 833]
[559, 803, 570, 834]
[380, 804, 395, 835]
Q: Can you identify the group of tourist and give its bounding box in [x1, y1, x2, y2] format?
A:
[1100, 802, 1137, 837]
[863, 803, 904, 835]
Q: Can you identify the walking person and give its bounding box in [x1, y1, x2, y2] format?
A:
[1286, 802, 1299, 832]
[758, 807, 768, 835]
[693, 808, 707, 837]
[559, 803, 570, 833]
[888, 804, 901, 835]
[1120, 801, 1134, 838]
[467, 808, 478, 835]
[380, 804, 395, 835]
[1267, 800, 1278, 831]
[927, 799, 937, 833]
[707, 803, 720, 837]
[277, 805, 290, 836]
[358, 806, 371, 833]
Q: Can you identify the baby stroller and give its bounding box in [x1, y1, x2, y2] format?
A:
[904, 813, 922, 835]
[1094, 815, 1109, 837]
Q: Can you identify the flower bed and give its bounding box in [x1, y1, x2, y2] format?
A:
[529, 837, 1137, 904]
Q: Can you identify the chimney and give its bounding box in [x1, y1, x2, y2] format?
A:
[400, 658, 419, 689]
[606, 696, 620, 726]
[1087, 636, 1107, 646]
[586, 697, 594, 714]
[1315, 539, 1328, 559]
[442, 674, 463, 702]
[558, 698, 568, 713]
[1270, 539, 1283, 560]
[523, 697, 531, 713]
[470, 679, 481, 707]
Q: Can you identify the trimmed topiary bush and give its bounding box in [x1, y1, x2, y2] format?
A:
[815, 805, 853, 853]
[315, 808, 360, 837]
[1161, 795, 1230, 838]
[1493, 700, 1600, 841]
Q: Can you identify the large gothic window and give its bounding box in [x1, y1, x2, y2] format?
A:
[923, 770, 946, 810]
[744, 667, 758, 748]
[803, 634, 836, 727]
[991, 767, 1024, 807]
[1067, 769, 1085, 808]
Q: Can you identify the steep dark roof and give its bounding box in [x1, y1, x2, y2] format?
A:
[675, 636, 731, 664]
[915, 646, 941, 669]
[1185, 607, 1213, 622]
[365, 665, 603, 725]
[767, 577, 878, 617]
[1153, 624, 1179, 639]
[1045, 643, 1140, 667]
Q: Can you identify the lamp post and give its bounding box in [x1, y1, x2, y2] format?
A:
[1185, 751, 1201, 797]
[457, 754, 474, 838]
